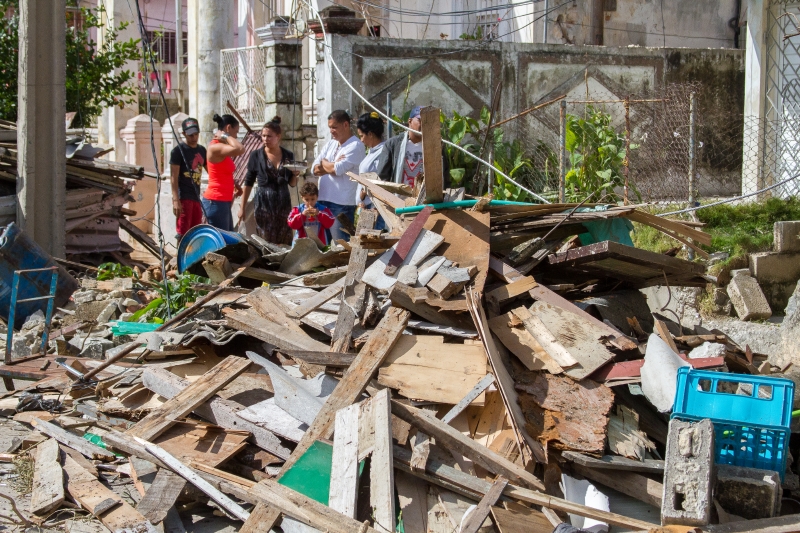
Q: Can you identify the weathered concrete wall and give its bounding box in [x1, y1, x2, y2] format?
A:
[318, 35, 744, 196]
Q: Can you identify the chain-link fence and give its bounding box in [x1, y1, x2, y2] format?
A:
[510, 82, 753, 205]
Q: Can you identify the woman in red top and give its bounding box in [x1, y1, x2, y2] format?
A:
[203, 114, 245, 231]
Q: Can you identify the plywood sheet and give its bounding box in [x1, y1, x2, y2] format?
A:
[423, 210, 490, 293]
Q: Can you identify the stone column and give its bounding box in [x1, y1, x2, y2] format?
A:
[119, 115, 162, 236]
[17, 0, 66, 257]
[742, 0, 768, 196]
[96, 0, 140, 164]
[188, 0, 234, 146]
[256, 20, 304, 154]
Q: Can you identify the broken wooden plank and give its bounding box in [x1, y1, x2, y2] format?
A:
[224, 308, 330, 352]
[388, 282, 471, 329]
[485, 276, 537, 314]
[441, 374, 495, 425]
[570, 463, 662, 508]
[240, 503, 281, 533]
[30, 438, 64, 516]
[370, 389, 395, 533]
[488, 312, 563, 374]
[392, 445, 656, 531]
[32, 417, 115, 461]
[421, 107, 444, 204]
[378, 335, 487, 404]
[391, 401, 545, 492]
[489, 256, 637, 351]
[332, 209, 377, 352]
[279, 350, 356, 368]
[134, 437, 250, 522]
[127, 356, 251, 441]
[426, 266, 474, 300]
[396, 470, 428, 533]
[511, 307, 578, 369]
[460, 476, 508, 533]
[136, 469, 187, 524]
[329, 402, 361, 517]
[62, 453, 156, 532]
[491, 504, 553, 533]
[467, 288, 547, 465]
[346, 171, 405, 210]
[424, 210, 491, 293]
[286, 278, 347, 319]
[203, 252, 233, 284]
[141, 367, 291, 459]
[561, 451, 664, 474]
[385, 206, 433, 275]
[526, 301, 616, 381]
[249, 477, 382, 533]
[655, 319, 680, 354]
[278, 307, 410, 477]
[246, 287, 306, 336]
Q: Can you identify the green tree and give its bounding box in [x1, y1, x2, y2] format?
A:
[0, 0, 141, 127]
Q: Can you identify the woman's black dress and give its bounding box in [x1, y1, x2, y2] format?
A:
[244, 147, 294, 245]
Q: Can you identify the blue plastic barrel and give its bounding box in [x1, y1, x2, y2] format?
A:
[177, 224, 249, 274]
[0, 223, 79, 329]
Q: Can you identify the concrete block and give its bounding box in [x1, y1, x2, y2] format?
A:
[750, 252, 800, 284]
[727, 274, 772, 321]
[775, 221, 800, 253]
[397, 265, 418, 286]
[730, 268, 751, 278]
[661, 418, 715, 526]
[75, 300, 114, 323]
[715, 464, 781, 520]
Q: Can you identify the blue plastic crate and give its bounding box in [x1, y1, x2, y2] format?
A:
[672, 367, 794, 478]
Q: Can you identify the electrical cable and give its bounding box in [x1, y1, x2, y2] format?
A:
[304, 0, 561, 203]
[132, 0, 173, 319]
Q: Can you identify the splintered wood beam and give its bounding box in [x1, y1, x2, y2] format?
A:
[421, 107, 444, 204]
[459, 477, 508, 533]
[136, 469, 187, 524]
[390, 400, 545, 492]
[332, 209, 377, 352]
[278, 307, 410, 477]
[384, 206, 433, 276]
[32, 418, 115, 461]
[370, 389, 396, 533]
[62, 454, 154, 532]
[30, 438, 64, 516]
[329, 403, 361, 517]
[240, 503, 281, 533]
[286, 277, 346, 318]
[392, 446, 656, 531]
[134, 437, 251, 522]
[127, 356, 251, 441]
[249, 478, 383, 533]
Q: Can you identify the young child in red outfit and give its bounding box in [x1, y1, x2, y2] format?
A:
[287, 182, 336, 247]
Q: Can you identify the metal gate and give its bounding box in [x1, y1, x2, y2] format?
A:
[220, 46, 269, 126]
[761, 0, 800, 197]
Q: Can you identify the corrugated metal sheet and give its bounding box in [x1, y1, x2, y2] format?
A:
[234, 131, 263, 186]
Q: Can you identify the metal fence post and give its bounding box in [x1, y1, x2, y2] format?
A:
[559, 99, 567, 202]
[387, 92, 393, 138]
[688, 92, 697, 260]
[623, 96, 631, 205]
[688, 92, 697, 209]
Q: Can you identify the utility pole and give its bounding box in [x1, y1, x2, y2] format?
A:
[17, 0, 66, 257]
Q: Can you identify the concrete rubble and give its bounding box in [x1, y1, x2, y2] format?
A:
[0, 176, 799, 533]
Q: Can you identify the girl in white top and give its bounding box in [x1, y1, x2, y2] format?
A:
[355, 112, 387, 230]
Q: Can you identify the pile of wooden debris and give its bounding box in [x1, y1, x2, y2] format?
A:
[0, 172, 793, 533]
[0, 119, 166, 265]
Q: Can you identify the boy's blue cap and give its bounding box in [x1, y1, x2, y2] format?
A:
[409, 106, 422, 120]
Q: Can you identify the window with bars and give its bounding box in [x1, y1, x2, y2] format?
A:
[145, 30, 187, 65]
[476, 13, 500, 41]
